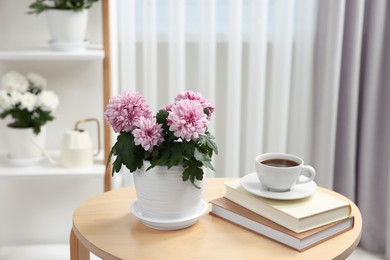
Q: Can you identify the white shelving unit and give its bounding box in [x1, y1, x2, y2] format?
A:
[0, 151, 105, 177]
[0, 47, 104, 61]
[0, 1, 111, 180]
[0, 43, 107, 175]
[0, 1, 111, 258]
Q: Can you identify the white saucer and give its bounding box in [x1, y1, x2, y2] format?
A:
[48, 40, 89, 52]
[240, 172, 317, 200]
[131, 200, 208, 230]
[5, 154, 45, 167]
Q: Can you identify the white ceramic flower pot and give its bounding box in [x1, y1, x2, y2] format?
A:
[46, 9, 88, 51]
[133, 162, 204, 220]
[5, 126, 46, 162]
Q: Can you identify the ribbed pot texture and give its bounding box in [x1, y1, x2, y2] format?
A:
[133, 162, 204, 220]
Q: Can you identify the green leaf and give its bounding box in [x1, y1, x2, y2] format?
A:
[190, 175, 201, 189]
[194, 147, 215, 171]
[112, 155, 123, 174]
[202, 160, 215, 171]
[182, 169, 190, 182]
[167, 143, 184, 167]
[203, 134, 219, 154]
[182, 161, 204, 189]
[27, 0, 99, 14]
[156, 109, 169, 125]
[0, 110, 10, 119]
[182, 167, 200, 189]
[109, 132, 143, 174]
[33, 125, 40, 135]
[194, 147, 211, 162]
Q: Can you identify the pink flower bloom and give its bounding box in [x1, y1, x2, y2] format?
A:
[174, 90, 214, 119]
[104, 91, 152, 132]
[167, 99, 208, 141]
[163, 104, 172, 111]
[132, 117, 164, 152]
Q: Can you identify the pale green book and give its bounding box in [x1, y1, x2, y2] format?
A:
[224, 180, 351, 233]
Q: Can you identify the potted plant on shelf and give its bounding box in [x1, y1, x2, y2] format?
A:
[105, 90, 218, 230]
[28, 0, 100, 51]
[0, 71, 59, 163]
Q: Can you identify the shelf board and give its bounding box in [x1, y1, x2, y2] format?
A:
[0, 44, 104, 61]
[0, 151, 105, 177]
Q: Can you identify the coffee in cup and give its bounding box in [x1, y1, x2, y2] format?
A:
[255, 153, 316, 192]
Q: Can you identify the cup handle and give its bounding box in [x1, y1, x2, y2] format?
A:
[297, 165, 316, 184]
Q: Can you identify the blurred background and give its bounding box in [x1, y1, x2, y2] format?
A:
[0, 0, 389, 259]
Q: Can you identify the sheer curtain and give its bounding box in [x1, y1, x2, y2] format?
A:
[114, 0, 318, 177]
[111, 0, 390, 257]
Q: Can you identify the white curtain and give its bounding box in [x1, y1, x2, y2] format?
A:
[112, 1, 390, 257]
[114, 0, 318, 178]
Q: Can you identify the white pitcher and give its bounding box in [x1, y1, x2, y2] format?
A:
[59, 118, 101, 168]
[34, 118, 101, 168]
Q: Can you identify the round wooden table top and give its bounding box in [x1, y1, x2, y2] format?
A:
[72, 178, 362, 260]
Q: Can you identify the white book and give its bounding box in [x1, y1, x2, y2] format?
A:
[210, 197, 354, 252]
[224, 180, 351, 233]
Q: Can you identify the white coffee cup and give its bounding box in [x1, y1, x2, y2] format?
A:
[255, 153, 316, 192]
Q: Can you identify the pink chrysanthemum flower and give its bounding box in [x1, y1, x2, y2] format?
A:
[163, 104, 172, 111]
[167, 99, 208, 141]
[174, 90, 214, 119]
[104, 91, 152, 132]
[132, 117, 164, 152]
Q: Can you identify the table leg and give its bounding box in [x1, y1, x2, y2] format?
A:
[70, 229, 90, 260]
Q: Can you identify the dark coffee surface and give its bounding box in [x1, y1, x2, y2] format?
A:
[260, 158, 299, 167]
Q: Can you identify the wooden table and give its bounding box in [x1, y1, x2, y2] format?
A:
[70, 178, 362, 260]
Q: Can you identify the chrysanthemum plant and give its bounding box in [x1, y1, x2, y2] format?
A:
[0, 71, 59, 134]
[105, 91, 218, 188]
[28, 0, 99, 14]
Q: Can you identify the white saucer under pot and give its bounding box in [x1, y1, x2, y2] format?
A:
[131, 199, 208, 230]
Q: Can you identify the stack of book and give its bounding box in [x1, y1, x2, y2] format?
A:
[209, 180, 354, 252]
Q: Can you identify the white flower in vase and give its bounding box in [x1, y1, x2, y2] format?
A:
[27, 72, 47, 90]
[20, 92, 38, 112]
[0, 90, 12, 110]
[37, 90, 60, 112]
[1, 71, 29, 92]
[0, 71, 59, 134]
